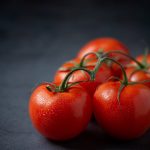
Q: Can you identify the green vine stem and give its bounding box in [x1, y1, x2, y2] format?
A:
[80, 50, 145, 70]
[59, 67, 93, 92]
[79, 50, 137, 85]
[93, 56, 128, 85]
[141, 49, 149, 67]
[91, 56, 129, 103]
[103, 50, 145, 69]
[47, 50, 149, 96]
[79, 52, 101, 67]
[93, 55, 150, 103]
[59, 52, 129, 92]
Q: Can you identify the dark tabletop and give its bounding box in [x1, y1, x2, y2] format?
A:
[0, 0, 150, 149]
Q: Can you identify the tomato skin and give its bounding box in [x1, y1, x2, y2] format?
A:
[125, 67, 150, 87]
[125, 54, 150, 88]
[77, 37, 129, 58]
[131, 54, 150, 65]
[54, 58, 80, 84]
[54, 59, 113, 96]
[29, 83, 92, 141]
[77, 37, 130, 77]
[94, 81, 150, 140]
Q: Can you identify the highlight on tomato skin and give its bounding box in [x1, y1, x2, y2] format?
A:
[29, 83, 92, 141]
[93, 81, 150, 140]
[77, 37, 129, 59]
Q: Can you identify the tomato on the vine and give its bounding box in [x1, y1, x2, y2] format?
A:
[93, 81, 150, 140]
[77, 37, 130, 77]
[29, 83, 92, 141]
[125, 54, 150, 87]
[54, 58, 80, 84]
[132, 54, 150, 65]
[125, 67, 150, 87]
[77, 37, 129, 56]
[54, 58, 113, 96]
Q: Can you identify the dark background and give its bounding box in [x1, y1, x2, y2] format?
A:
[0, 0, 150, 149]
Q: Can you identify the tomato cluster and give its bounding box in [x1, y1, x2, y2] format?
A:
[29, 37, 150, 141]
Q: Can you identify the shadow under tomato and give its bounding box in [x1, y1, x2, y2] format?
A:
[44, 121, 150, 150]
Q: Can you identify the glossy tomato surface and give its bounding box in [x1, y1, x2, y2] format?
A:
[77, 37, 130, 64]
[29, 83, 92, 141]
[94, 81, 150, 140]
[125, 67, 150, 87]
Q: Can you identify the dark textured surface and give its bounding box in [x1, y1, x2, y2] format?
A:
[0, 1, 150, 149]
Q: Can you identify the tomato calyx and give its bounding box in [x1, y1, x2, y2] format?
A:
[46, 84, 60, 93]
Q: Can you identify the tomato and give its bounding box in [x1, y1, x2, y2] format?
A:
[125, 54, 150, 87]
[29, 83, 92, 141]
[54, 58, 80, 84]
[77, 37, 130, 77]
[125, 67, 150, 87]
[131, 54, 150, 65]
[54, 59, 113, 96]
[77, 37, 129, 63]
[93, 81, 150, 140]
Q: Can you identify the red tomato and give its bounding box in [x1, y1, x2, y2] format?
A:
[125, 54, 150, 87]
[54, 59, 113, 96]
[94, 81, 150, 140]
[29, 83, 92, 141]
[54, 58, 81, 84]
[125, 67, 150, 88]
[77, 37, 129, 63]
[77, 37, 130, 77]
[131, 54, 150, 65]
